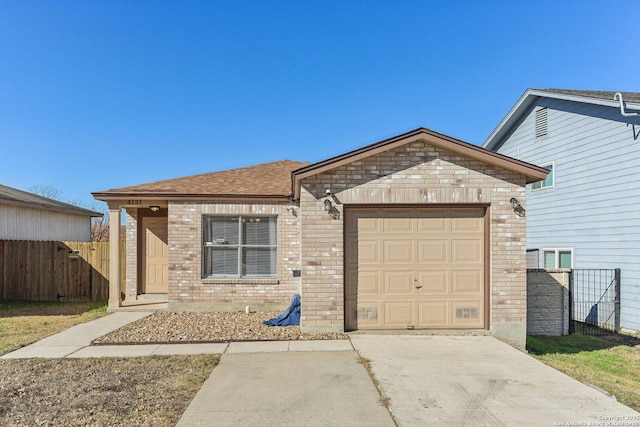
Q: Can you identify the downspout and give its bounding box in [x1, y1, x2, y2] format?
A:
[613, 92, 639, 117]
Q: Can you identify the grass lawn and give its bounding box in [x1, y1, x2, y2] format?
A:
[0, 300, 108, 355]
[527, 334, 640, 411]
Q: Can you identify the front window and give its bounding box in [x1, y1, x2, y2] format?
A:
[543, 248, 572, 269]
[532, 163, 554, 190]
[203, 216, 277, 277]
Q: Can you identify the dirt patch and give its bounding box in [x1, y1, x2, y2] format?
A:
[0, 355, 218, 427]
[599, 333, 640, 348]
[94, 311, 348, 344]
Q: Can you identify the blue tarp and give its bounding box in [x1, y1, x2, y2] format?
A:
[263, 293, 301, 326]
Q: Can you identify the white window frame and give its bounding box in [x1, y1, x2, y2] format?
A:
[542, 248, 573, 269]
[202, 215, 277, 278]
[531, 162, 554, 191]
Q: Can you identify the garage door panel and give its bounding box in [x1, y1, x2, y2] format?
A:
[417, 301, 449, 327]
[452, 270, 483, 294]
[358, 271, 380, 296]
[384, 303, 413, 326]
[417, 240, 448, 263]
[416, 217, 447, 232]
[357, 217, 380, 233]
[358, 240, 380, 264]
[416, 270, 448, 293]
[383, 240, 414, 264]
[384, 271, 414, 295]
[383, 217, 414, 233]
[451, 239, 482, 263]
[451, 213, 483, 232]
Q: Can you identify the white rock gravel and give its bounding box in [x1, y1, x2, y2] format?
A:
[93, 311, 347, 344]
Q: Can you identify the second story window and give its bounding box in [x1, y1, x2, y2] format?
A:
[532, 163, 554, 190]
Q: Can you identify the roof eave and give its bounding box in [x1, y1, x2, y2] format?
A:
[482, 89, 540, 151]
[0, 198, 103, 217]
[92, 192, 293, 204]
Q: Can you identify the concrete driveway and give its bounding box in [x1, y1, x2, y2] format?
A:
[178, 350, 395, 427]
[350, 335, 639, 427]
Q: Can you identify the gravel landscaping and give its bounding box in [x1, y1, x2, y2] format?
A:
[93, 311, 348, 344]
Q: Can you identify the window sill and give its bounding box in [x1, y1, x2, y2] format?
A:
[202, 278, 280, 285]
[531, 186, 554, 191]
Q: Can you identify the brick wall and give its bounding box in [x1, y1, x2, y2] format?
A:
[299, 140, 528, 345]
[166, 202, 301, 311]
[527, 269, 570, 335]
[124, 210, 138, 300]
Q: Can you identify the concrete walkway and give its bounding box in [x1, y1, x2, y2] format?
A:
[0, 312, 354, 359]
[351, 334, 640, 427]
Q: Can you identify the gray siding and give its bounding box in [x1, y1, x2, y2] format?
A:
[0, 204, 92, 241]
[495, 98, 640, 332]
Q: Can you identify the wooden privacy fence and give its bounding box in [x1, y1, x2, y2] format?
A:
[0, 240, 125, 301]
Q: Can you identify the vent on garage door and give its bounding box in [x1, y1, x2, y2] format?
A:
[456, 307, 479, 320]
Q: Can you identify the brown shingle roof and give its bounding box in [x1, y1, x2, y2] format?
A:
[93, 160, 310, 201]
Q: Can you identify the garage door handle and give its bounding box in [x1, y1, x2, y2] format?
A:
[415, 285, 422, 289]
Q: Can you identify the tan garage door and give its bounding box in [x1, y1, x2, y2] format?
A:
[345, 208, 486, 330]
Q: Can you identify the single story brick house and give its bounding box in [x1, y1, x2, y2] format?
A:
[93, 128, 547, 346]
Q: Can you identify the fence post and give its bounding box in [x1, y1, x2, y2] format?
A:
[614, 268, 621, 333]
[568, 269, 574, 334]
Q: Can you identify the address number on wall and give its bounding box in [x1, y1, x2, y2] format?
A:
[127, 200, 142, 205]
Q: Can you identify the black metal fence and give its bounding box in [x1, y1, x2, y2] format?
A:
[569, 268, 620, 335]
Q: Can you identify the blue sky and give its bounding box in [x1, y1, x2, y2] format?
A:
[1, 1, 638, 209]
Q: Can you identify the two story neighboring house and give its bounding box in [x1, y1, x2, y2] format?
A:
[483, 89, 640, 334]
